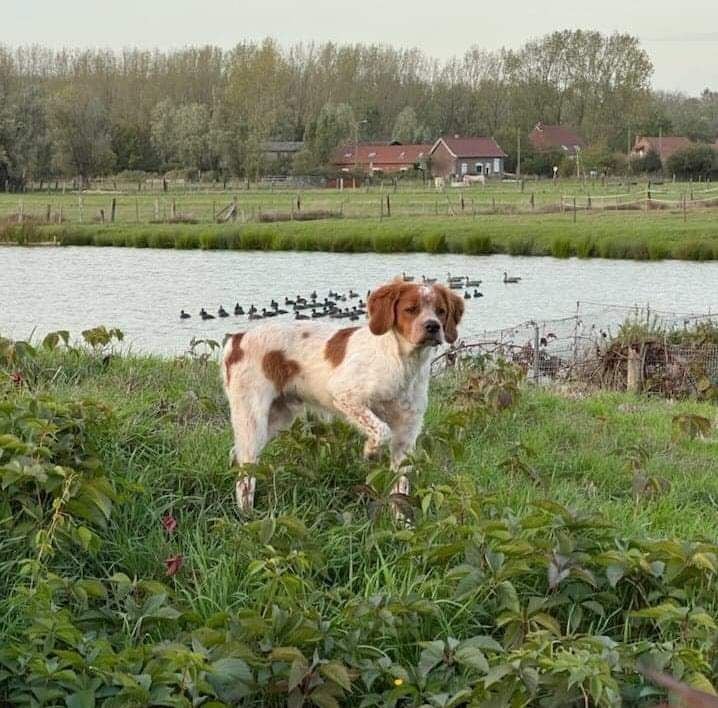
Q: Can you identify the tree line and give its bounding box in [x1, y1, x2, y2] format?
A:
[0, 31, 717, 188]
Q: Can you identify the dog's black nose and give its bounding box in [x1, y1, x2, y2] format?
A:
[424, 320, 440, 334]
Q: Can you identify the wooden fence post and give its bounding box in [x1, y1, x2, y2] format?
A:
[110, 198, 116, 223]
[79, 196, 84, 223]
[135, 198, 140, 223]
[627, 347, 642, 393]
[573, 197, 577, 223]
[386, 194, 391, 217]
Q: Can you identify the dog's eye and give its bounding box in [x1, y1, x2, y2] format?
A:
[404, 305, 419, 314]
[436, 307, 446, 316]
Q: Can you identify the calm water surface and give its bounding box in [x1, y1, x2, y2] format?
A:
[2, 246, 718, 355]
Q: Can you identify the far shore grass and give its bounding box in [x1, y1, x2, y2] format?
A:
[6, 210, 718, 261]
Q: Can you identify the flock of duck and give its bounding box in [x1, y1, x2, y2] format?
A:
[179, 270, 522, 322]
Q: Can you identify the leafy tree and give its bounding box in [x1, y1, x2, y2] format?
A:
[666, 144, 717, 178]
[172, 103, 210, 173]
[579, 142, 628, 175]
[111, 122, 158, 173]
[631, 149, 662, 174]
[150, 99, 179, 170]
[49, 88, 115, 181]
[391, 106, 430, 144]
[303, 102, 355, 166]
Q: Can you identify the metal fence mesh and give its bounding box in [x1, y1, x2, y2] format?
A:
[432, 301, 718, 395]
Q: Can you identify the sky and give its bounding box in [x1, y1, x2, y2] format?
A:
[5, 0, 718, 95]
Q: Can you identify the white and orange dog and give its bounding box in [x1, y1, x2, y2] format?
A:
[221, 279, 464, 512]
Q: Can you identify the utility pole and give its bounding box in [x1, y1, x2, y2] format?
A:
[516, 128, 521, 179]
[354, 118, 368, 182]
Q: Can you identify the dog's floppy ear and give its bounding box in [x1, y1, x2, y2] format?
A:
[368, 281, 403, 335]
[434, 284, 464, 344]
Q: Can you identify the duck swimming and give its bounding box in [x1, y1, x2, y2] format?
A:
[218, 306, 229, 318]
[200, 308, 215, 320]
[180, 309, 191, 319]
[234, 303, 244, 315]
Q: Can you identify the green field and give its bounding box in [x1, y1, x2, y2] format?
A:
[2, 339, 718, 705]
[3, 180, 718, 261]
[2, 179, 717, 224]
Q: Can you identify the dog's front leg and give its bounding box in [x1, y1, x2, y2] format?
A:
[332, 395, 391, 458]
[387, 409, 424, 522]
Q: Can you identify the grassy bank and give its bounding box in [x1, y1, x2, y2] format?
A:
[5, 210, 718, 260]
[2, 339, 718, 705]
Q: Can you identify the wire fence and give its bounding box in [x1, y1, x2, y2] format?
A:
[2, 182, 718, 226]
[431, 301, 718, 395]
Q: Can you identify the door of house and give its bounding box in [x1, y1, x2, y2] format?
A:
[461, 162, 468, 175]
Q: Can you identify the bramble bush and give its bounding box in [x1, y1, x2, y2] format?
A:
[1, 332, 717, 706]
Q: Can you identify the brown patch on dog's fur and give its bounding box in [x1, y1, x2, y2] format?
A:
[224, 333, 245, 384]
[301, 331, 310, 339]
[368, 281, 414, 335]
[324, 326, 360, 367]
[433, 284, 464, 343]
[262, 349, 300, 391]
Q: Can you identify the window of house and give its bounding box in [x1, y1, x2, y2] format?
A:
[493, 159, 500, 173]
[475, 162, 482, 174]
[461, 162, 468, 175]
[484, 164, 490, 175]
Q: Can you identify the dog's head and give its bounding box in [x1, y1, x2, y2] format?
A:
[367, 280, 464, 347]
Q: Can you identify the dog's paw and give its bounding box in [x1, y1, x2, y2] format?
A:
[235, 477, 256, 514]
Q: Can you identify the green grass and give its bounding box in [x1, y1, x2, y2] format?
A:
[7, 211, 715, 261]
[3, 179, 718, 260]
[2, 179, 715, 225]
[2, 344, 718, 704]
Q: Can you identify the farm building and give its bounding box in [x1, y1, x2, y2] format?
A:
[331, 143, 431, 174]
[429, 135, 507, 180]
[262, 140, 304, 162]
[632, 136, 691, 163]
[528, 122, 585, 157]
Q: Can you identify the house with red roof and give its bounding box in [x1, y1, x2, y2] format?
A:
[332, 143, 430, 174]
[528, 122, 585, 157]
[632, 136, 692, 163]
[429, 135, 507, 180]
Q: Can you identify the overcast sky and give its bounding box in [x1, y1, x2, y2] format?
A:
[6, 0, 717, 94]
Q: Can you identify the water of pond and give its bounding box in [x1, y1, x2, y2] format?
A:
[2, 246, 718, 355]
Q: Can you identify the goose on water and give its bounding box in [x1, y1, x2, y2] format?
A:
[402, 272, 414, 282]
[473, 290, 483, 298]
[464, 291, 472, 300]
[234, 303, 244, 315]
[503, 271, 522, 284]
[465, 277, 482, 287]
[295, 311, 310, 320]
[180, 309, 191, 319]
[218, 306, 229, 318]
[248, 304, 257, 314]
[200, 308, 215, 320]
[422, 275, 437, 284]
